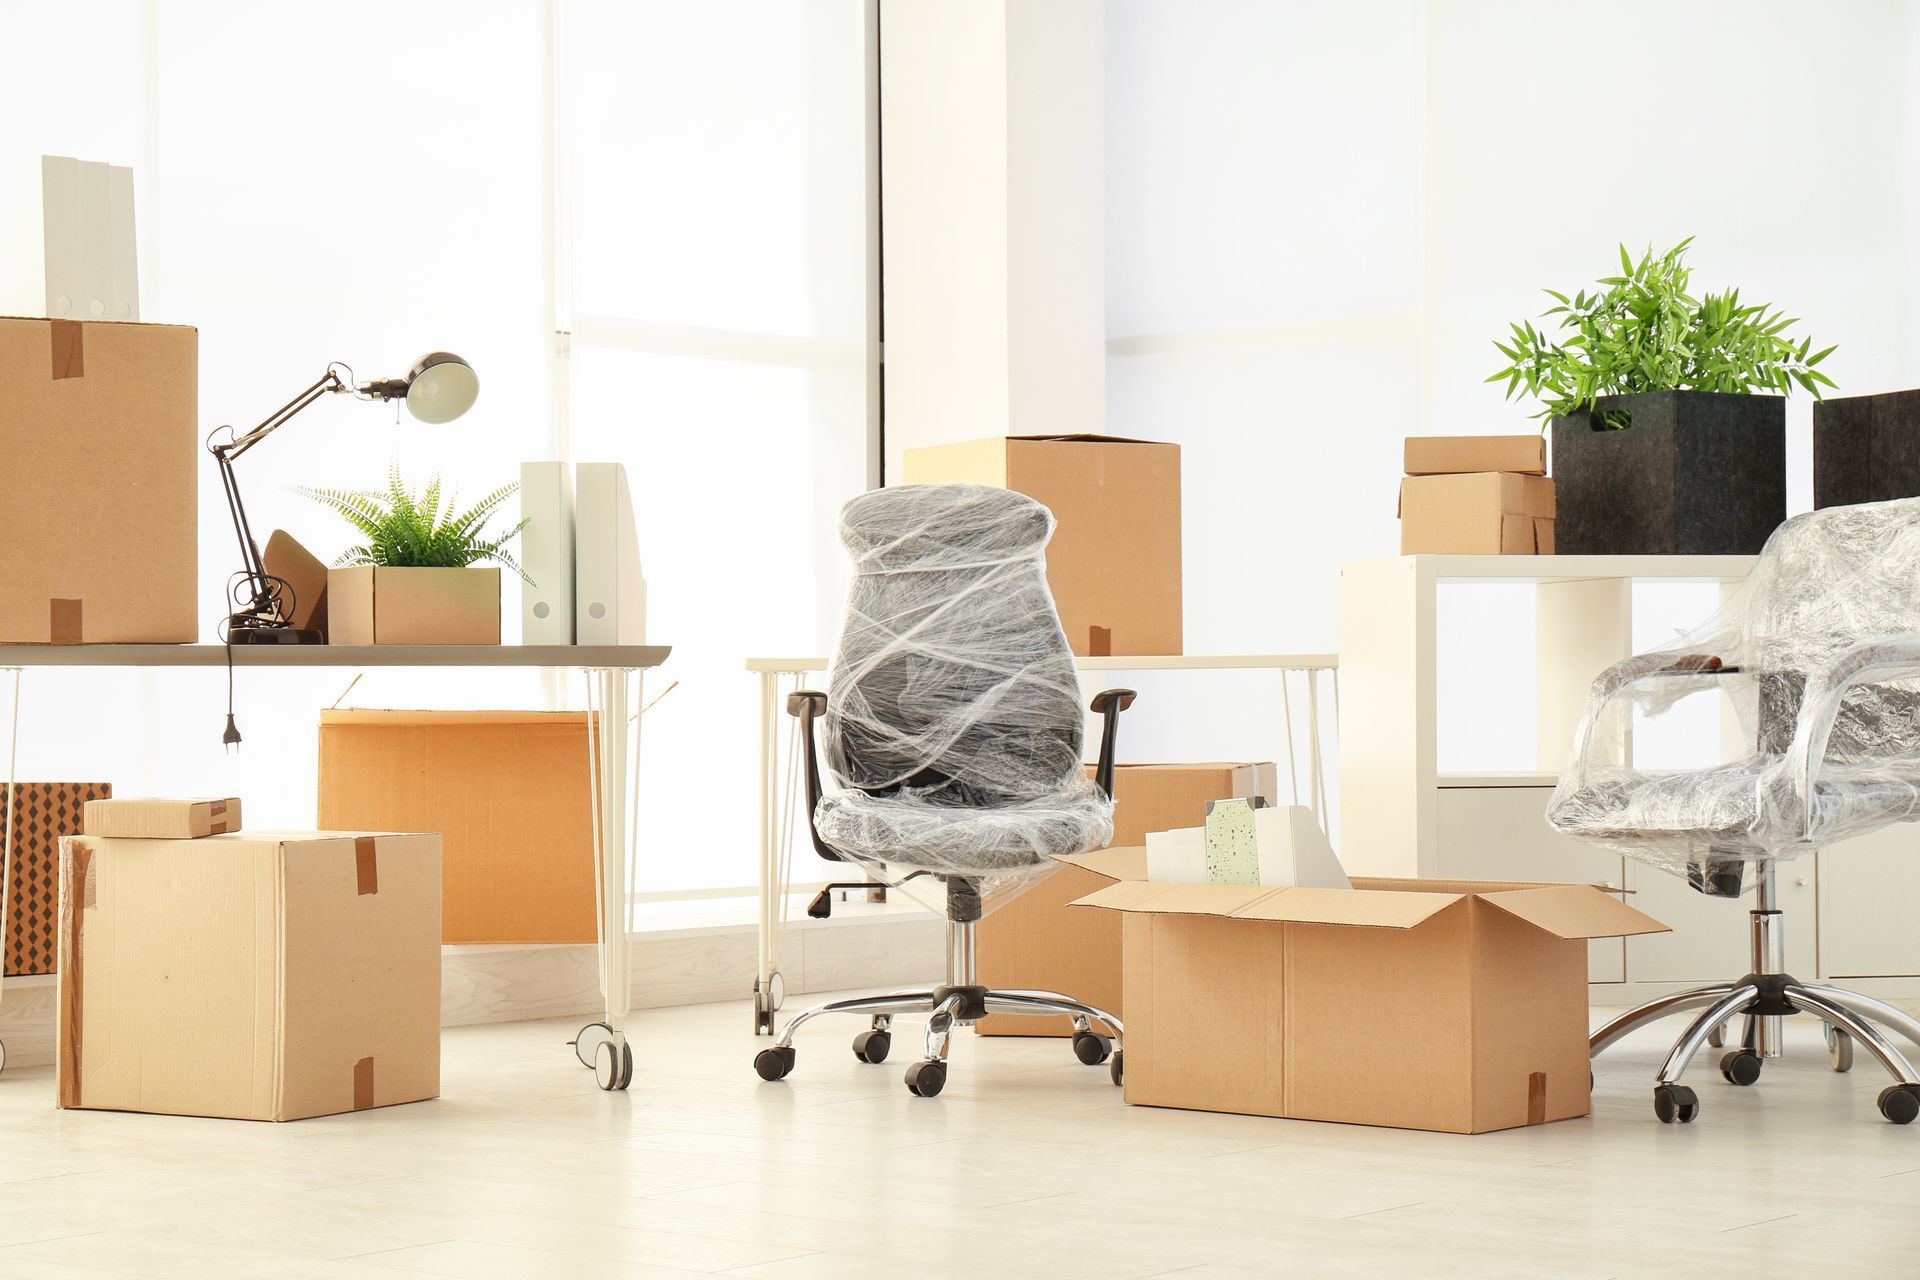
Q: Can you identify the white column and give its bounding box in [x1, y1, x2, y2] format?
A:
[879, 0, 1105, 477]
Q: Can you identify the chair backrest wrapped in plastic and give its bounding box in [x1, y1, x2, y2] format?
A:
[825, 484, 1085, 805]
[1549, 496, 1920, 871]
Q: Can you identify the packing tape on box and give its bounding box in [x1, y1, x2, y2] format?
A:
[207, 799, 234, 835]
[1527, 1072, 1548, 1126]
[49, 599, 82, 644]
[1088, 625, 1112, 657]
[57, 838, 96, 1108]
[353, 1056, 375, 1110]
[50, 318, 83, 379]
[354, 836, 378, 895]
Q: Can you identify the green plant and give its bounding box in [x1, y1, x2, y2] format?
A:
[1488, 237, 1836, 428]
[297, 464, 530, 582]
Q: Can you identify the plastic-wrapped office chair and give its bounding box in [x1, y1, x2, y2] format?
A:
[753, 483, 1135, 1097]
[1549, 497, 1920, 1125]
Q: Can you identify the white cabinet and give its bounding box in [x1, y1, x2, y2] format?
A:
[1818, 823, 1920, 978]
[1434, 783, 1625, 983]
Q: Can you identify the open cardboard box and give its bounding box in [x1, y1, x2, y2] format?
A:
[1075, 870, 1668, 1133]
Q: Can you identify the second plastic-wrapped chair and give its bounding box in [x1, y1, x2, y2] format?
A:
[754, 483, 1138, 1097]
[1549, 496, 1920, 1126]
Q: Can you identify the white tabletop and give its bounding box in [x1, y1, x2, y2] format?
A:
[0, 644, 671, 669]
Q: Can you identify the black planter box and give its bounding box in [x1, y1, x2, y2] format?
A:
[1813, 389, 1920, 508]
[1549, 391, 1785, 555]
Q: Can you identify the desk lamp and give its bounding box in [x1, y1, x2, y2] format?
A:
[209, 353, 479, 645]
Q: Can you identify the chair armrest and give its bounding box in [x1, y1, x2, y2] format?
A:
[1564, 654, 1745, 773]
[785, 691, 844, 862]
[1784, 634, 1920, 834]
[1089, 689, 1138, 801]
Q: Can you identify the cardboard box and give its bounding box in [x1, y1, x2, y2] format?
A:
[83, 796, 240, 839]
[1399, 473, 1555, 555]
[327, 567, 500, 645]
[901, 434, 1181, 656]
[976, 762, 1275, 1036]
[1404, 434, 1546, 476]
[2, 782, 110, 976]
[1076, 874, 1667, 1133]
[57, 830, 441, 1121]
[0, 317, 197, 643]
[317, 710, 597, 943]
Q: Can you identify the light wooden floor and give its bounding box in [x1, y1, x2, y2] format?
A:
[1, 997, 1917, 1278]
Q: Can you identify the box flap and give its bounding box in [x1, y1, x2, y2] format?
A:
[1230, 886, 1462, 929]
[1007, 433, 1167, 445]
[1053, 845, 1147, 882]
[1478, 885, 1670, 940]
[1070, 879, 1273, 916]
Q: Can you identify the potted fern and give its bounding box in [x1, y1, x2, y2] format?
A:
[298, 466, 528, 644]
[1489, 238, 1835, 554]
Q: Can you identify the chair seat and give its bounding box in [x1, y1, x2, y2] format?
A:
[815, 784, 1114, 875]
[1551, 757, 1920, 856]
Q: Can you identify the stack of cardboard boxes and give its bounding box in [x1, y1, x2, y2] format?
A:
[58, 798, 442, 1121]
[1398, 434, 1555, 555]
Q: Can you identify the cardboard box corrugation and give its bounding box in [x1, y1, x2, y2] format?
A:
[56, 830, 441, 1122]
[901, 434, 1182, 657]
[1399, 473, 1556, 555]
[317, 709, 597, 944]
[1077, 872, 1669, 1133]
[0, 316, 197, 643]
[976, 762, 1276, 1037]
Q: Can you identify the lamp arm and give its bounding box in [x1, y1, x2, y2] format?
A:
[213, 367, 347, 463]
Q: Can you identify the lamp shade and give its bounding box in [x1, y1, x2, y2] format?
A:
[403, 352, 479, 424]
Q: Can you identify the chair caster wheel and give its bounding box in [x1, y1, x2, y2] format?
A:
[755, 1046, 796, 1082]
[1826, 1023, 1855, 1073]
[852, 1030, 891, 1064]
[1719, 1050, 1762, 1087]
[905, 1060, 947, 1097]
[1109, 1049, 1123, 1087]
[1072, 1030, 1112, 1066]
[1654, 1084, 1699, 1124]
[1878, 1084, 1920, 1125]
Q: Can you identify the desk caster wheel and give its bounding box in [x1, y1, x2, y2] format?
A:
[853, 1030, 891, 1064]
[1109, 1049, 1123, 1087]
[755, 1046, 796, 1081]
[905, 1060, 947, 1097]
[1719, 1050, 1762, 1087]
[1072, 1031, 1112, 1066]
[1878, 1085, 1920, 1125]
[1654, 1084, 1699, 1124]
[594, 1038, 633, 1092]
[1826, 1024, 1854, 1073]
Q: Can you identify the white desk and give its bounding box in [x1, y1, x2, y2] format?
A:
[745, 652, 1339, 1033]
[0, 642, 670, 1090]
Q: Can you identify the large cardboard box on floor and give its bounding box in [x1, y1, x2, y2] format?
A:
[1400, 472, 1556, 555]
[977, 763, 1276, 1037]
[0, 316, 197, 643]
[2, 782, 111, 976]
[57, 830, 441, 1121]
[317, 710, 596, 943]
[1076, 874, 1668, 1133]
[901, 434, 1181, 656]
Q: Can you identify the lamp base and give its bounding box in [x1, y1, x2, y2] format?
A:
[228, 626, 325, 645]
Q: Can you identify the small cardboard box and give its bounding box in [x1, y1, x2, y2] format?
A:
[0, 316, 197, 643]
[1399, 473, 1555, 555]
[2, 782, 111, 976]
[317, 710, 597, 943]
[976, 762, 1275, 1037]
[57, 830, 441, 1121]
[1404, 434, 1546, 476]
[901, 434, 1182, 656]
[327, 567, 500, 645]
[83, 796, 240, 839]
[1076, 874, 1668, 1133]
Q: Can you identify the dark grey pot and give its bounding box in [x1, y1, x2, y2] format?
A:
[1813, 389, 1920, 508]
[1549, 391, 1786, 555]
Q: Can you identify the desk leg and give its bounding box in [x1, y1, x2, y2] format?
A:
[572, 666, 640, 1092]
[754, 670, 783, 1035]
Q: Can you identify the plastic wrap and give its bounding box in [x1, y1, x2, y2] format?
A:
[1548, 497, 1920, 883]
[814, 483, 1112, 917]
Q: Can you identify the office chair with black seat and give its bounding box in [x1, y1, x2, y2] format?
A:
[753, 483, 1135, 1097]
[1550, 496, 1920, 1125]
